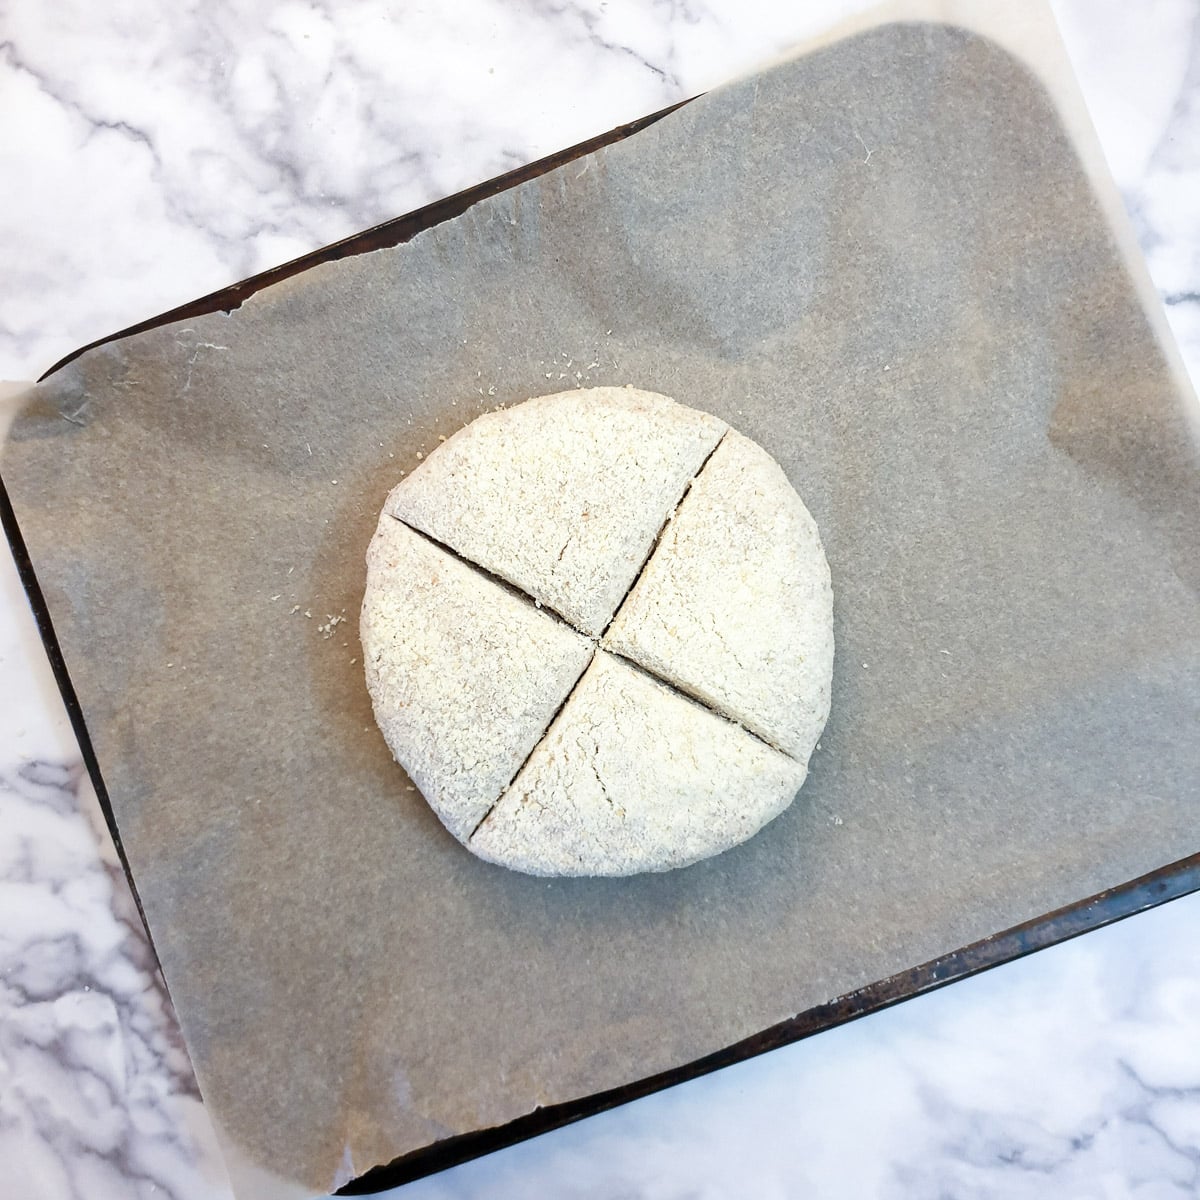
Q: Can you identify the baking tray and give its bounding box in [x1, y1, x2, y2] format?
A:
[3, 10, 1199, 1196]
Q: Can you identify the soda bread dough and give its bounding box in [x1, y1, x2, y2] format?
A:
[361, 387, 834, 876]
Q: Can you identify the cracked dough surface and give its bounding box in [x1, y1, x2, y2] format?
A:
[362, 387, 834, 876]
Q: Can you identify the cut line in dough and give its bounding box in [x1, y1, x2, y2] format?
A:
[386, 387, 727, 636]
[469, 650, 807, 877]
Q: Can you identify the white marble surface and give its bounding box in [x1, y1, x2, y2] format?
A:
[0, 2, 1197, 1198]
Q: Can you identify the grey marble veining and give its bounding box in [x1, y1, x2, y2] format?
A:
[0, 758, 225, 1199]
[1056, 0, 1200, 393]
[0, 2, 1198, 1198]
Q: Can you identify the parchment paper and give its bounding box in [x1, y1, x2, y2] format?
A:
[4, 7, 1199, 1197]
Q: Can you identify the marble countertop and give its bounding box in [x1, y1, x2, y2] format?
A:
[1, 2, 1198, 1197]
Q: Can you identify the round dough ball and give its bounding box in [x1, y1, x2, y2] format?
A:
[361, 387, 834, 876]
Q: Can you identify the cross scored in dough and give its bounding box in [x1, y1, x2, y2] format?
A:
[361, 388, 834, 876]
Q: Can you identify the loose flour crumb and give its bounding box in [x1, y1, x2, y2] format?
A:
[317, 612, 347, 639]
